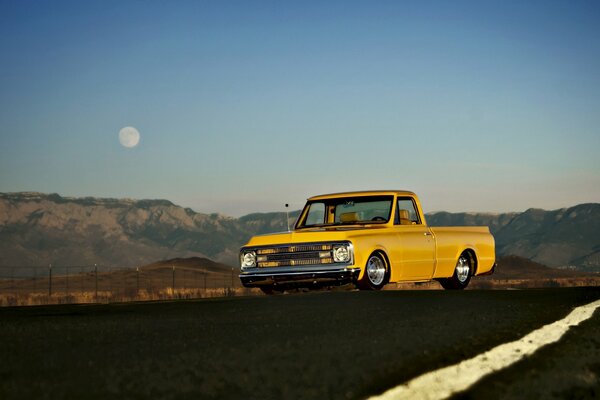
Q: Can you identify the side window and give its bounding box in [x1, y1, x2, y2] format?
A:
[395, 198, 420, 225]
[304, 202, 325, 225]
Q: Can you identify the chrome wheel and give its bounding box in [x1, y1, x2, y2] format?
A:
[366, 255, 386, 286]
[439, 252, 473, 290]
[456, 256, 470, 283]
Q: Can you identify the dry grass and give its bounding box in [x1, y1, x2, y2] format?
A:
[469, 276, 600, 290]
[383, 276, 600, 291]
[384, 281, 442, 290]
[0, 287, 262, 307]
[0, 264, 261, 306]
[2, 261, 599, 307]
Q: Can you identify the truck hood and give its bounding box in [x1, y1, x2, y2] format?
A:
[243, 225, 387, 247]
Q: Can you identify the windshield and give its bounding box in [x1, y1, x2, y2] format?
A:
[297, 196, 393, 228]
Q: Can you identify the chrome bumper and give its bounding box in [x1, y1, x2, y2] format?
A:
[239, 266, 361, 288]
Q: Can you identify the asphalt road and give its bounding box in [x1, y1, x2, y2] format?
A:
[1, 287, 599, 400]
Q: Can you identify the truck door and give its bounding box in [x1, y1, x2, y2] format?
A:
[392, 197, 436, 280]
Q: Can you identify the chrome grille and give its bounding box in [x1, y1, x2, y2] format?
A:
[256, 244, 332, 255]
[255, 243, 338, 268]
[266, 252, 321, 261]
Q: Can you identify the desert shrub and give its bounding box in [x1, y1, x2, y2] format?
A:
[472, 280, 494, 290]
[544, 279, 561, 288]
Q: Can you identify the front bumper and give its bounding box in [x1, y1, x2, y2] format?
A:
[239, 266, 361, 289]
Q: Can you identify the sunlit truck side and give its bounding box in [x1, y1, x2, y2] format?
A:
[239, 191, 496, 293]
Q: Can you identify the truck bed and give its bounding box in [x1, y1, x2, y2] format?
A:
[431, 226, 496, 278]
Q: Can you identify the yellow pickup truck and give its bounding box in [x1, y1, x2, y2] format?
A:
[239, 190, 496, 293]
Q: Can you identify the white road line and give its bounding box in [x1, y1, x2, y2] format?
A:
[369, 299, 600, 400]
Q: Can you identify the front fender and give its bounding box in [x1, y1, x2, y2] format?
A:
[353, 243, 391, 281]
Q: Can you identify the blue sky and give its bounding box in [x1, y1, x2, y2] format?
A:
[1, 0, 598, 216]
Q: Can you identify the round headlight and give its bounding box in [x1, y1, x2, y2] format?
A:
[241, 251, 257, 269]
[333, 245, 350, 263]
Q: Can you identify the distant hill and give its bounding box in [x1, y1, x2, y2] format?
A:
[425, 211, 519, 234]
[142, 257, 234, 274]
[428, 204, 600, 272]
[491, 255, 596, 280]
[0, 192, 598, 272]
[0, 192, 298, 268]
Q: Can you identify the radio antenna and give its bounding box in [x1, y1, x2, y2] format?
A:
[285, 203, 290, 232]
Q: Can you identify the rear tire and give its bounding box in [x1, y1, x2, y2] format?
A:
[439, 252, 473, 290]
[358, 253, 388, 290]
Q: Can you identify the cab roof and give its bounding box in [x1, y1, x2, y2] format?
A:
[307, 190, 416, 201]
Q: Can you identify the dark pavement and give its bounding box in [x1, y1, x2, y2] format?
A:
[1, 287, 599, 399]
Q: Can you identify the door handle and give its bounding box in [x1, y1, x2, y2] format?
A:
[424, 232, 432, 236]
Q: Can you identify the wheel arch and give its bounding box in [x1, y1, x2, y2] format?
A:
[358, 246, 392, 284]
[461, 248, 478, 275]
[372, 249, 392, 285]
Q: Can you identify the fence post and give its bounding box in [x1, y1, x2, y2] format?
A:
[108, 267, 112, 303]
[94, 264, 98, 302]
[48, 264, 52, 297]
[172, 265, 175, 298]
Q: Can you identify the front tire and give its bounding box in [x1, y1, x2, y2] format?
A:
[439, 253, 473, 290]
[358, 253, 388, 290]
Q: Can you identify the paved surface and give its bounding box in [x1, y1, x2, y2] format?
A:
[452, 300, 600, 400]
[1, 288, 599, 399]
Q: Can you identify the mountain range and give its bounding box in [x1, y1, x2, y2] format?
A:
[0, 192, 598, 272]
[427, 205, 599, 271]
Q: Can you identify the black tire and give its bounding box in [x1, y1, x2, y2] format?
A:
[439, 252, 473, 290]
[358, 253, 389, 290]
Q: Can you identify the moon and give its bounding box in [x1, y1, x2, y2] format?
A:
[119, 126, 141, 148]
